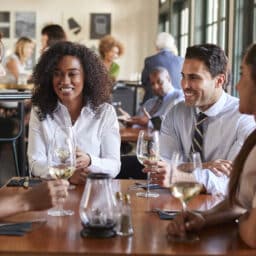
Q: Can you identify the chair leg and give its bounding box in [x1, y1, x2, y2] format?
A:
[12, 141, 20, 176]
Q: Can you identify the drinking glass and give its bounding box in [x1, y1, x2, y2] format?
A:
[136, 130, 160, 198]
[169, 152, 203, 241]
[47, 126, 76, 216]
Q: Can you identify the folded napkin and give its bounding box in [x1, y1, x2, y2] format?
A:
[130, 182, 162, 190]
[157, 210, 178, 220]
[7, 178, 42, 188]
[0, 222, 32, 236]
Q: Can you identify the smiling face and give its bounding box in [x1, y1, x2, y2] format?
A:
[149, 70, 172, 97]
[181, 58, 225, 111]
[236, 57, 256, 115]
[53, 55, 84, 106]
[105, 46, 119, 62]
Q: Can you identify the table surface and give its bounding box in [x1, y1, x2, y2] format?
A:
[120, 127, 145, 142]
[0, 179, 254, 256]
[0, 83, 34, 91]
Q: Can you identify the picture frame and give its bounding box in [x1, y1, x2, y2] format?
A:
[15, 11, 36, 38]
[90, 13, 111, 39]
[0, 12, 10, 38]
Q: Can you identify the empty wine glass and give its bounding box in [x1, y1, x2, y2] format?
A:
[47, 126, 76, 216]
[169, 151, 203, 242]
[136, 130, 160, 198]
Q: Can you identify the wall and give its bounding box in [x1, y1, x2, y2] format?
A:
[0, 0, 158, 79]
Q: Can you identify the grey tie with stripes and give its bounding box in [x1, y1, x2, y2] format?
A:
[191, 112, 208, 161]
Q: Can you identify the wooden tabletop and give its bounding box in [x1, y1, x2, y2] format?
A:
[0, 180, 254, 256]
[120, 127, 145, 142]
[0, 83, 34, 90]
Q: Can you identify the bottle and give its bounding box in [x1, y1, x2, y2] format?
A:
[115, 191, 123, 234]
[117, 194, 134, 236]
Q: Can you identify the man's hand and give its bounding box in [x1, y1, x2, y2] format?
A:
[203, 159, 232, 176]
[143, 160, 170, 187]
[127, 115, 149, 126]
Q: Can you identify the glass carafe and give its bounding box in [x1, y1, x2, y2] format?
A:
[79, 173, 117, 238]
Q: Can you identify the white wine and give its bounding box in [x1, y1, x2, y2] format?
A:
[55, 148, 70, 162]
[49, 166, 75, 179]
[170, 182, 202, 203]
[137, 155, 158, 165]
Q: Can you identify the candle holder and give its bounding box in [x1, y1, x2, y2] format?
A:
[80, 173, 117, 238]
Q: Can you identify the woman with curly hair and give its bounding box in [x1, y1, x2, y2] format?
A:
[99, 35, 124, 81]
[28, 41, 121, 184]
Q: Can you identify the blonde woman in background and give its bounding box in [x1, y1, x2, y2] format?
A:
[4, 37, 34, 83]
[99, 35, 124, 81]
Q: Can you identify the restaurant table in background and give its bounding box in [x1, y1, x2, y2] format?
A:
[0, 90, 32, 176]
[0, 179, 254, 256]
[120, 127, 144, 143]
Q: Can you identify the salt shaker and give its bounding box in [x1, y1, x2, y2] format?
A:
[117, 194, 134, 236]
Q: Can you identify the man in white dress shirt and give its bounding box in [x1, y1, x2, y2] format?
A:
[124, 67, 184, 130]
[144, 44, 256, 195]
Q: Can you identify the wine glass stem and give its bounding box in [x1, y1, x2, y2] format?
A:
[147, 172, 151, 195]
[181, 200, 187, 212]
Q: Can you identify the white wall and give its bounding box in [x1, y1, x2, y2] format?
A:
[0, 0, 158, 79]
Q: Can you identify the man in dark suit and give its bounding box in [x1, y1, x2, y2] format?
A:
[141, 32, 184, 103]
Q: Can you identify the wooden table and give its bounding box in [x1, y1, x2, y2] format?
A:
[0, 180, 254, 255]
[0, 84, 34, 90]
[120, 127, 145, 142]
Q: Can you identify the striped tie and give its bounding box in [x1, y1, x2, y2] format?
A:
[191, 112, 208, 160]
[149, 97, 163, 116]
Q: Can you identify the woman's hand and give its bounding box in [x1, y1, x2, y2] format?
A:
[69, 168, 89, 185]
[25, 179, 69, 210]
[166, 211, 206, 238]
[76, 148, 91, 169]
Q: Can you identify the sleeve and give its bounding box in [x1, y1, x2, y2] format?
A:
[88, 105, 121, 178]
[159, 107, 183, 163]
[27, 108, 49, 178]
[227, 114, 256, 161]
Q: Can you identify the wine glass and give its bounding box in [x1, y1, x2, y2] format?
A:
[169, 151, 203, 242]
[47, 126, 76, 216]
[136, 130, 160, 198]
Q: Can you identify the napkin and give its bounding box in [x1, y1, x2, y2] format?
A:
[6, 178, 42, 188]
[0, 222, 32, 236]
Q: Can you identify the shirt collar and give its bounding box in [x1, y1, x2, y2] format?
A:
[196, 90, 227, 117]
[162, 87, 175, 100]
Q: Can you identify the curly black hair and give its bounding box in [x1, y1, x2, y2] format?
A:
[32, 41, 112, 120]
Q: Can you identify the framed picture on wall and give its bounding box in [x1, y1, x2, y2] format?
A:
[90, 13, 111, 39]
[15, 12, 36, 38]
[0, 12, 10, 38]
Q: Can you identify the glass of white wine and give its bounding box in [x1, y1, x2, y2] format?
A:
[47, 126, 76, 216]
[136, 130, 160, 198]
[169, 152, 203, 242]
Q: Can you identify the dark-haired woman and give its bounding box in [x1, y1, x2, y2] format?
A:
[28, 41, 121, 184]
[166, 43, 256, 248]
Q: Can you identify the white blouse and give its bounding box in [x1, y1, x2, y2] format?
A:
[237, 145, 256, 209]
[28, 101, 121, 178]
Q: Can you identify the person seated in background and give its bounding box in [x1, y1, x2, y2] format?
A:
[3, 36, 34, 84]
[141, 32, 184, 103]
[0, 33, 69, 219]
[166, 43, 256, 248]
[144, 44, 255, 195]
[40, 24, 67, 53]
[119, 66, 184, 130]
[99, 35, 124, 82]
[28, 41, 121, 184]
